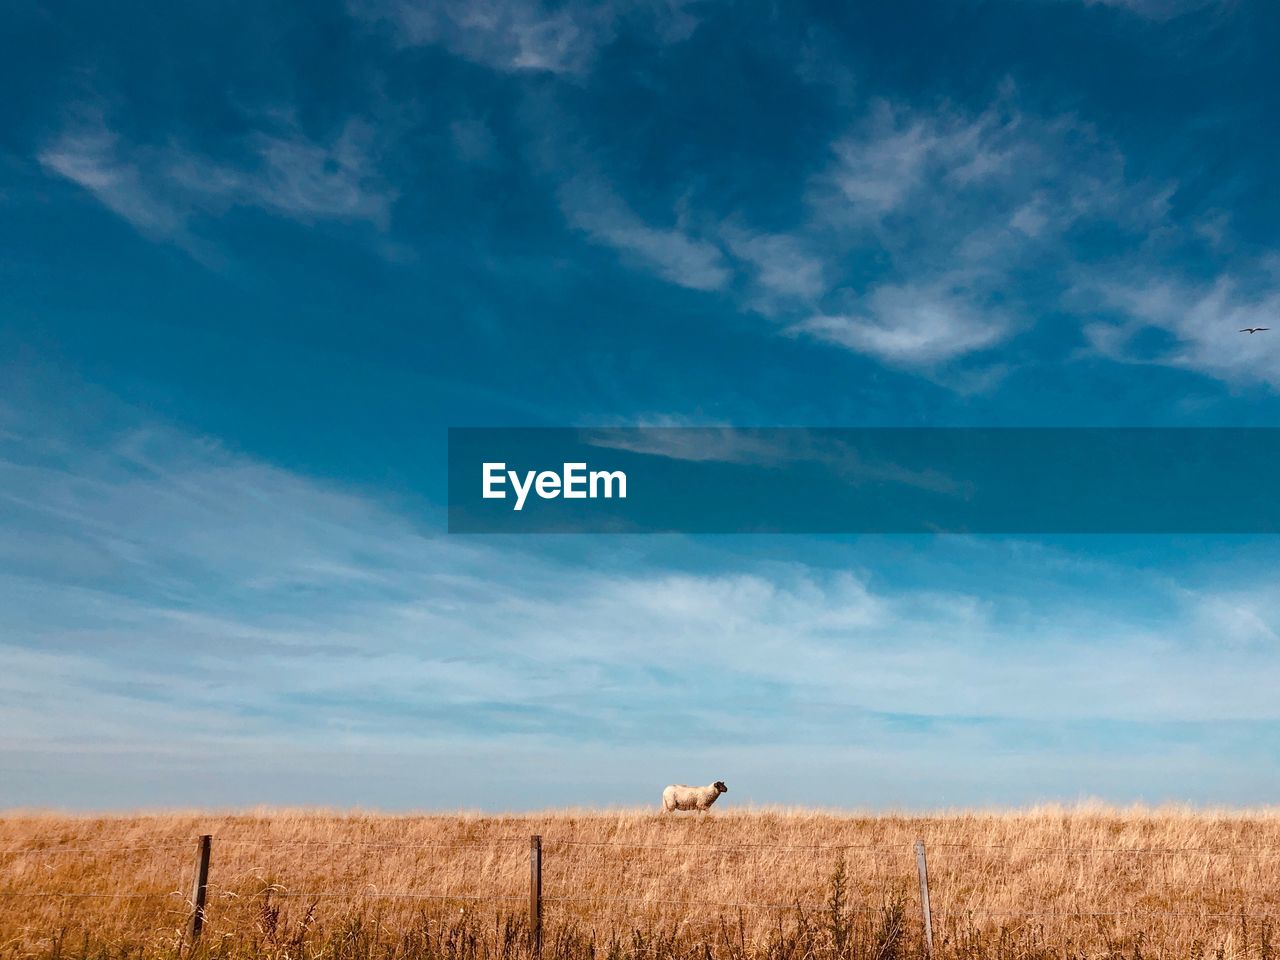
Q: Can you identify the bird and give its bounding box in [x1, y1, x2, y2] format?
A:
[1240, 327, 1270, 334]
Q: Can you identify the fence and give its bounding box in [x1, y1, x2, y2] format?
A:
[5, 834, 1280, 954]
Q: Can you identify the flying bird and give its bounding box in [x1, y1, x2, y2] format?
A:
[1240, 327, 1270, 333]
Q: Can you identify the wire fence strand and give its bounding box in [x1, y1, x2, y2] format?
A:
[211, 838, 527, 849]
[0, 891, 183, 900]
[935, 908, 1280, 921]
[926, 842, 1280, 857]
[0, 844, 192, 856]
[544, 895, 834, 911]
[547, 839, 895, 853]
[235, 890, 528, 902]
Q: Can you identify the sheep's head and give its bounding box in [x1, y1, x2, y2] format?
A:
[714, 781, 728, 794]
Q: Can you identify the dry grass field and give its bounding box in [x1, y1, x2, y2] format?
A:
[3, 806, 1280, 960]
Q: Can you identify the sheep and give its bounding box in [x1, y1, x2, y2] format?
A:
[661, 781, 728, 812]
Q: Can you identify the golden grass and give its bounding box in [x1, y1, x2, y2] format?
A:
[3, 806, 1280, 960]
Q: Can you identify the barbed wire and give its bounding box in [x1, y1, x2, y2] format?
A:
[6, 837, 1278, 857]
[547, 840, 894, 853]
[926, 842, 1280, 857]
[211, 838, 525, 850]
[0, 844, 191, 856]
[935, 907, 1280, 921]
[543, 895, 836, 911]
[239, 889, 527, 902]
[7, 885, 1280, 922]
[0, 890, 182, 900]
[0, 887, 526, 902]
[0, 839, 526, 857]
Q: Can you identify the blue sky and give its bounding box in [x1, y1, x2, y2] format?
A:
[3, 0, 1280, 809]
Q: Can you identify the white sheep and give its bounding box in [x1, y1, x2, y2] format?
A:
[661, 780, 728, 812]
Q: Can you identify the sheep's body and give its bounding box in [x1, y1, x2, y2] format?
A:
[661, 781, 727, 812]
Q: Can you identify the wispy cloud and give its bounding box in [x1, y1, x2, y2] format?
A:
[812, 97, 1026, 228]
[38, 108, 394, 254]
[787, 280, 1009, 367]
[721, 225, 827, 306]
[559, 174, 731, 291]
[353, 0, 602, 73]
[1080, 271, 1280, 387]
[350, 0, 703, 74]
[772, 90, 1172, 371]
[581, 426, 786, 464]
[37, 120, 185, 242]
[543, 86, 1171, 379]
[821, 104, 977, 223]
[1080, 0, 1222, 20]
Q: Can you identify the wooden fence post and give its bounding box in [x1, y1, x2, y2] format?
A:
[914, 839, 934, 958]
[187, 835, 212, 942]
[529, 835, 543, 956]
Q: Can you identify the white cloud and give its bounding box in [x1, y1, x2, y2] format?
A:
[37, 121, 184, 241]
[1081, 0, 1221, 20]
[818, 98, 1020, 225]
[815, 93, 1167, 246]
[827, 118, 936, 218]
[559, 174, 730, 291]
[38, 110, 393, 252]
[788, 281, 1009, 366]
[583, 426, 785, 464]
[762, 91, 1173, 371]
[358, 0, 596, 73]
[251, 122, 391, 223]
[1081, 273, 1280, 387]
[527, 84, 1168, 379]
[721, 225, 826, 304]
[350, 0, 704, 75]
[1186, 590, 1280, 647]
